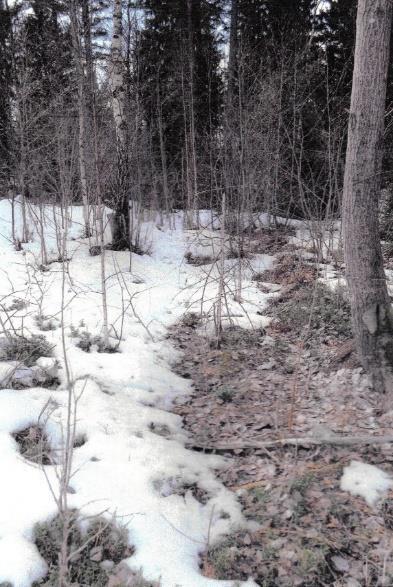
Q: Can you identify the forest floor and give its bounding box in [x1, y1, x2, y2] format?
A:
[1, 199, 393, 587]
[170, 228, 393, 587]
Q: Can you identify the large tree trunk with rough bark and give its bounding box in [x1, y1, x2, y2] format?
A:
[343, 0, 393, 394]
[110, 0, 130, 250]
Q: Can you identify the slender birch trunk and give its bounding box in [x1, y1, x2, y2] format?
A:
[110, 0, 130, 250]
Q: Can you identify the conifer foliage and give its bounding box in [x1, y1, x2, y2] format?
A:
[3, 0, 393, 233]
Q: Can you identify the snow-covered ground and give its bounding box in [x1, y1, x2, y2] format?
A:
[0, 199, 274, 587]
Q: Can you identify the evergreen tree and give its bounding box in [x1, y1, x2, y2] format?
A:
[138, 0, 223, 205]
[230, 0, 328, 218]
[0, 0, 14, 188]
[318, 0, 393, 229]
[24, 1, 71, 104]
[316, 0, 356, 109]
[236, 0, 319, 79]
[16, 0, 74, 199]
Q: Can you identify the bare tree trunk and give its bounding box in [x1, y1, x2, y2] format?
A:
[227, 0, 238, 105]
[111, 0, 126, 149]
[184, 0, 199, 229]
[156, 79, 170, 216]
[110, 0, 130, 250]
[343, 0, 393, 394]
[223, 0, 238, 231]
[69, 0, 90, 239]
[81, 0, 95, 111]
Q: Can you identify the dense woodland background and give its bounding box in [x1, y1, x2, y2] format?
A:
[2, 0, 389, 239]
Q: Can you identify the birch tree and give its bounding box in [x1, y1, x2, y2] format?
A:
[110, 0, 130, 250]
[342, 0, 393, 394]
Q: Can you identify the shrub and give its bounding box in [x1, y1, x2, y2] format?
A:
[219, 325, 265, 348]
[33, 512, 133, 586]
[89, 245, 102, 256]
[35, 314, 59, 332]
[267, 282, 351, 340]
[181, 312, 201, 328]
[7, 298, 28, 312]
[73, 330, 118, 354]
[13, 425, 52, 465]
[184, 251, 214, 266]
[216, 386, 235, 403]
[0, 335, 53, 366]
[259, 253, 318, 286]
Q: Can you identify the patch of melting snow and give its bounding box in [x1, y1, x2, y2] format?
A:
[0, 200, 263, 587]
[340, 460, 393, 506]
[0, 535, 48, 587]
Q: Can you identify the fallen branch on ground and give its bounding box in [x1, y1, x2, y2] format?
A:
[189, 433, 393, 452]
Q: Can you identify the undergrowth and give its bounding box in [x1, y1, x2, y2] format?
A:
[70, 327, 119, 354]
[13, 425, 52, 465]
[0, 334, 53, 366]
[184, 251, 214, 266]
[33, 511, 133, 586]
[267, 282, 351, 341]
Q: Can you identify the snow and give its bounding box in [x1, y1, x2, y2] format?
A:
[0, 535, 47, 587]
[0, 197, 266, 587]
[0, 362, 17, 387]
[340, 460, 393, 506]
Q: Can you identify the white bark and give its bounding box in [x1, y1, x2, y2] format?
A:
[110, 0, 130, 249]
[111, 0, 126, 149]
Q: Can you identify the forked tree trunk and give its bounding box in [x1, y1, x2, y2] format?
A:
[110, 0, 130, 250]
[343, 0, 393, 394]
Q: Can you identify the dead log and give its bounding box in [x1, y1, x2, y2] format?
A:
[190, 433, 393, 452]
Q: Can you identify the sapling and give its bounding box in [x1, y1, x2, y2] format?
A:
[215, 193, 226, 346]
[70, 0, 92, 244]
[98, 202, 109, 349]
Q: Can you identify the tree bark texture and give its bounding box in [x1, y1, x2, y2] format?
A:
[69, 0, 90, 236]
[342, 0, 393, 393]
[110, 0, 130, 249]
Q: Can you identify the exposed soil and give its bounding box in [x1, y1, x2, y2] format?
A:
[169, 246, 393, 587]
